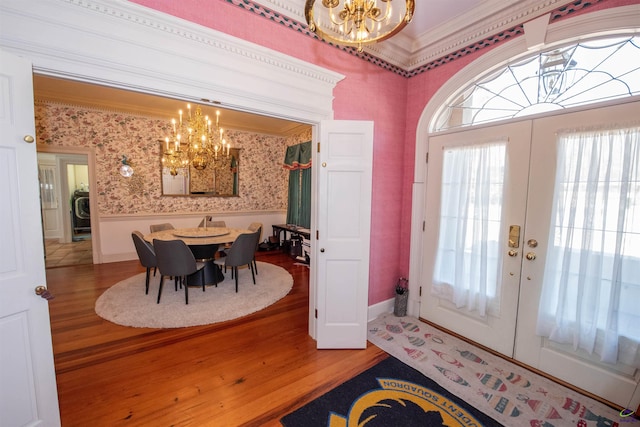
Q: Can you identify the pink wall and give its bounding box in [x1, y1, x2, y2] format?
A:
[129, 0, 631, 305]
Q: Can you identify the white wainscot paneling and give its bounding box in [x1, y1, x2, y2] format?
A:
[99, 211, 286, 263]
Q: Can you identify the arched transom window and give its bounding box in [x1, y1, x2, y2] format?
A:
[434, 35, 640, 131]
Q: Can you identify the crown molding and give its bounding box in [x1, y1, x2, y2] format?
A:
[0, 0, 344, 124]
[259, 0, 580, 71]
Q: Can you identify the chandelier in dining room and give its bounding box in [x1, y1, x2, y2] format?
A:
[162, 104, 231, 176]
[305, 0, 414, 52]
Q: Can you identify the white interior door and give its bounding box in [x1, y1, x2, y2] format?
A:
[38, 157, 63, 239]
[315, 120, 373, 349]
[515, 100, 640, 410]
[0, 49, 61, 425]
[420, 121, 532, 357]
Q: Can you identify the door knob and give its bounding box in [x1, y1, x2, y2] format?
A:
[508, 249, 518, 257]
[320, 248, 325, 252]
[35, 285, 55, 300]
[23, 135, 35, 143]
[526, 252, 536, 261]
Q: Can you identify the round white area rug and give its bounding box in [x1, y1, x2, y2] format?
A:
[95, 261, 293, 328]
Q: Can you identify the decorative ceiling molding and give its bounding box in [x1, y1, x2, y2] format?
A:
[0, 0, 344, 126]
[254, 0, 588, 71]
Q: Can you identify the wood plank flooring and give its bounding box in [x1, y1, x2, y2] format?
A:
[46, 250, 386, 427]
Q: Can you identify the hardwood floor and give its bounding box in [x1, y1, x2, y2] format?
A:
[46, 250, 386, 426]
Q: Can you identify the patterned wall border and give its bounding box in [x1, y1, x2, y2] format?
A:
[224, 0, 603, 78]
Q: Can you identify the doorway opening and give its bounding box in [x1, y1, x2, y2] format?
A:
[38, 151, 94, 268]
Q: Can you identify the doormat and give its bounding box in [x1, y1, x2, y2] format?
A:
[280, 356, 503, 426]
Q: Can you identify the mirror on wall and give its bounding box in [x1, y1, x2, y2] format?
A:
[162, 148, 240, 197]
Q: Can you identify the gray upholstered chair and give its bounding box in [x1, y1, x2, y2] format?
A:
[247, 222, 262, 274]
[153, 239, 206, 304]
[197, 216, 226, 228]
[131, 231, 157, 295]
[149, 222, 175, 233]
[214, 229, 260, 292]
[199, 218, 228, 254]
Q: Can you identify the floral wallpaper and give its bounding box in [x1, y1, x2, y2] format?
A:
[34, 101, 312, 215]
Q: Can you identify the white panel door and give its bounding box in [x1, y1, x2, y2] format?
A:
[420, 121, 532, 357]
[316, 120, 373, 349]
[0, 50, 61, 425]
[38, 159, 63, 239]
[515, 101, 640, 410]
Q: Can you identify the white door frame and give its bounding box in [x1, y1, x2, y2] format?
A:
[37, 146, 101, 262]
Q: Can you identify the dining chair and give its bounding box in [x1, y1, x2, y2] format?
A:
[199, 217, 228, 254]
[149, 222, 175, 233]
[153, 239, 206, 304]
[197, 216, 226, 228]
[247, 222, 262, 275]
[131, 231, 157, 295]
[213, 229, 260, 292]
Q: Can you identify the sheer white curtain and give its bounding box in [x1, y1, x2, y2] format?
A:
[432, 141, 506, 317]
[536, 127, 640, 367]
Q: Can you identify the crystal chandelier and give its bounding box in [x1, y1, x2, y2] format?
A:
[162, 104, 231, 175]
[305, 0, 414, 52]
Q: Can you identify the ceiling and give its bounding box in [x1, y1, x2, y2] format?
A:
[34, 0, 567, 135]
[271, 0, 569, 70]
[33, 76, 312, 137]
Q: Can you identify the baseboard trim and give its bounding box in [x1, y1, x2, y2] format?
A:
[368, 298, 394, 322]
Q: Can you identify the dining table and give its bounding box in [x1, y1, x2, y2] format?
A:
[144, 226, 252, 286]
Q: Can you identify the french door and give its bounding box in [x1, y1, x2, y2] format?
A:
[515, 101, 640, 409]
[420, 100, 640, 408]
[421, 120, 532, 357]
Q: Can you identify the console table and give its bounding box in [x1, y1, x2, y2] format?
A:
[272, 224, 311, 262]
[271, 224, 311, 242]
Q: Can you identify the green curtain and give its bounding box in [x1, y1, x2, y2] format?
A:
[299, 167, 311, 228]
[284, 141, 311, 227]
[283, 141, 311, 170]
[286, 169, 300, 225]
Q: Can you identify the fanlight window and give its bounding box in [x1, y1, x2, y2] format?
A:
[434, 36, 640, 131]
